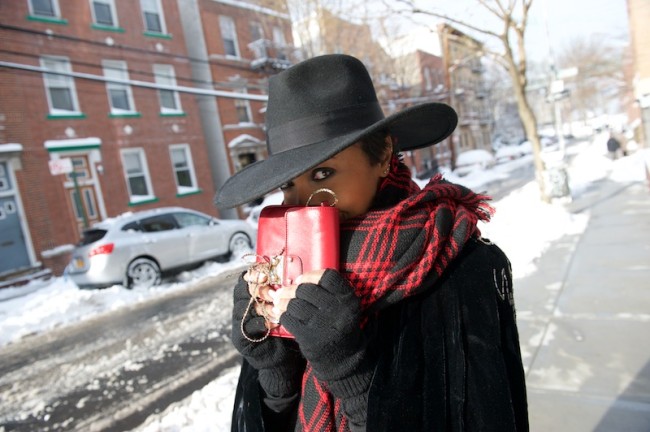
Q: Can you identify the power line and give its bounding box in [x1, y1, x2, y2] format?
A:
[0, 61, 269, 101]
[0, 24, 275, 91]
[0, 48, 268, 92]
[0, 23, 253, 71]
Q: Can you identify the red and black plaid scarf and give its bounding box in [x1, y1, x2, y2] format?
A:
[296, 157, 494, 431]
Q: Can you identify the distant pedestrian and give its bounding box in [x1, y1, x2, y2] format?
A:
[607, 134, 622, 159]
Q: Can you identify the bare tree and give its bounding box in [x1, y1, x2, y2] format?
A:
[556, 35, 627, 125]
[391, 0, 553, 201]
[287, 0, 396, 88]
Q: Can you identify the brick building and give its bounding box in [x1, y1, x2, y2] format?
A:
[0, 0, 294, 277]
[438, 23, 493, 165]
[389, 49, 451, 178]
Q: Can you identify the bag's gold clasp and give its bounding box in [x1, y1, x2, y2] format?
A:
[306, 188, 338, 207]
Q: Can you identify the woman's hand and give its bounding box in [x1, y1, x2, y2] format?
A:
[243, 268, 284, 329]
[231, 273, 305, 397]
[232, 272, 298, 367]
[280, 269, 367, 380]
[266, 269, 327, 319]
[279, 269, 374, 426]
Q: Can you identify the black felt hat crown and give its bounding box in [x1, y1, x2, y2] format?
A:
[215, 54, 457, 209]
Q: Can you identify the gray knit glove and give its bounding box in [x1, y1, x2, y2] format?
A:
[281, 269, 375, 425]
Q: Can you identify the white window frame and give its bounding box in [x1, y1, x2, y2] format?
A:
[90, 0, 118, 27]
[219, 15, 240, 58]
[169, 144, 198, 194]
[272, 26, 287, 60]
[272, 26, 286, 47]
[29, 0, 61, 18]
[424, 67, 433, 91]
[234, 89, 252, 124]
[250, 21, 264, 42]
[102, 60, 136, 115]
[121, 148, 154, 203]
[40, 56, 82, 115]
[153, 64, 182, 114]
[140, 0, 166, 34]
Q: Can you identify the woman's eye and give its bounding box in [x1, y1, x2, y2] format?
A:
[279, 181, 293, 190]
[312, 168, 333, 181]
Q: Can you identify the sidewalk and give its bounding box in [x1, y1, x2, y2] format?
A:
[515, 175, 650, 431]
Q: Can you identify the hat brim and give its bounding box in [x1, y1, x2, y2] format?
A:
[215, 102, 457, 209]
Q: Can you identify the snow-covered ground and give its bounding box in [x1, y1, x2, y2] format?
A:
[1, 136, 648, 431]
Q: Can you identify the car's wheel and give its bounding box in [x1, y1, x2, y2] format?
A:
[126, 257, 161, 289]
[229, 232, 252, 258]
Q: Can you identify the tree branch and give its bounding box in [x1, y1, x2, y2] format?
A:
[393, 0, 503, 40]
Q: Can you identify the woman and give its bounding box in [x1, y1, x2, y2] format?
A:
[216, 54, 528, 431]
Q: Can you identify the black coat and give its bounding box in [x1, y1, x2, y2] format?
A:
[232, 237, 529, 431]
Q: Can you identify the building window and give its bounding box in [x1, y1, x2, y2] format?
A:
[29, 0, 60, 17]
[153, 64, 182, 114]
[169, 144, 197, 194]
[0, 162, 10, 191]
[121, 148, 153, 202]
[90, 0, 117, 27]
[219, 15, 239, 57]
[424, 67, 433, 91]
[272, 26, 287, 60]
[102, 60, 136, 114]
[140, 0, 165, 34]
[250, 22, 263, 42]
[41, 56, 81, 115]
[234, 90, 252, 123]
[66, 156, 90, 182]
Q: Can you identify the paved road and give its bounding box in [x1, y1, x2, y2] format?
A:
[0, 266, 245, 431]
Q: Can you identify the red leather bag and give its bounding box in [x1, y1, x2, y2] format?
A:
[253, 190, 339, 338]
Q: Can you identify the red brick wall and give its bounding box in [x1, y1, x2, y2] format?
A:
[0, 0, 220, 273]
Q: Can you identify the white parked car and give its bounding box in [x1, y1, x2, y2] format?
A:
[495, 145, 526, 163]
[67, 207, 256, 289]
[454, 149, 496, 176]
[245, 191, 284, 229]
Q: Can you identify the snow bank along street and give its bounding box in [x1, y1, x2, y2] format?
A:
[0, 265, 245, 430]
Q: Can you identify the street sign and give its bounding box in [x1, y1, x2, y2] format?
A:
[550, 79, 564, 94]
[558, 67, 578, 79]
[48, 158, 73, 176]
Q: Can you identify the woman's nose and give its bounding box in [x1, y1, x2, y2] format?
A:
[282, 179, 311, 206]
[282, 189, 299, 206]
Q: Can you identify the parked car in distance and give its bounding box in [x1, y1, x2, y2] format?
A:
[495, 145, 527, 163]
[245, 191, 284, 229]
[453, 149, 496, 176]
[67, 207, 256, 289]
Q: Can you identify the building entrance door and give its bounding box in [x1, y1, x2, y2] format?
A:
[0, 162, 30, 274]
[65, 156, 101, 237]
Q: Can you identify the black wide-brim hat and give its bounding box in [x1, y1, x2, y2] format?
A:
[215, 54, 457, 209]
